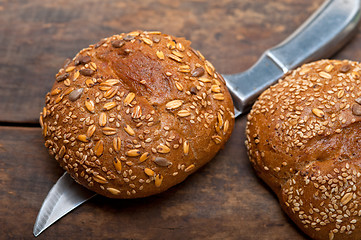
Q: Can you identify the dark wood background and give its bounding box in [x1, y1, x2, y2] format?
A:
[1, 0, 360, 239]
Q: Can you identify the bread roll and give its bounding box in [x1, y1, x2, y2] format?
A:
[40, 30, 234, 199]
[246, 59, 361, 240]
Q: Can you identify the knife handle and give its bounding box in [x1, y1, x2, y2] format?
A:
[225, 0, 361, 115]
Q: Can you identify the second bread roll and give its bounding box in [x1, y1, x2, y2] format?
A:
[246, 59, 361, 240]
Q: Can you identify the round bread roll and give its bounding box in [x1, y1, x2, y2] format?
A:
[40, 30, 234, 199]
[246, 59, 361, 240]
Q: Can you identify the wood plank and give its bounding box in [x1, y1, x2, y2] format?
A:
[0, 119, 310, 239]
[0, 0, 326, 123]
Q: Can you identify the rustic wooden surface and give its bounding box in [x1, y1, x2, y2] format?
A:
[0, 0, 360, 239]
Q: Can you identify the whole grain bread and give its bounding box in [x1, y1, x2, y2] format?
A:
[40, 30, 234, 199]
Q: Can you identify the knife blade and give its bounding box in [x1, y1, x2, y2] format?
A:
[34, 0, 361, 236]
[33, 172, 96, 237]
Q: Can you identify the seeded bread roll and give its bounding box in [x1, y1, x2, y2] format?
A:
[40, 30, 234, 199]
[246, 59, 361, 240]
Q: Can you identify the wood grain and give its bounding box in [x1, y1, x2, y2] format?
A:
[0, 120, 310, 239]
[0, 0, 328, 124]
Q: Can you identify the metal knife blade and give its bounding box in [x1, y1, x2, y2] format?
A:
[34, 0, 361, 236]
[33, 172, 96, 237]
[227, 0, 361, 116]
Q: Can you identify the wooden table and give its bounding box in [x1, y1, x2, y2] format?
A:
[1, 0, 359, 239]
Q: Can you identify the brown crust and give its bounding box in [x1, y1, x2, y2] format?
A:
[246, 59, 361, 239]
[40, 31, 234, 199]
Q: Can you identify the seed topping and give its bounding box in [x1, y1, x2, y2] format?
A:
[111, 39, 125, 48]
[68, 88, 84, 101]
[79, 69, 95, 76]
[56, 73, 69, 82]
[166, 100, 183, 110]
[312, 108, 324, 118]
[153, 157, 172, 167]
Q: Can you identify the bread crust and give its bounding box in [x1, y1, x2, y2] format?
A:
[41, 31, 234, 199]
[246, 59, 361, 239]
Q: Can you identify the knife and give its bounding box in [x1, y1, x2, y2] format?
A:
[34, 0, 361, 237]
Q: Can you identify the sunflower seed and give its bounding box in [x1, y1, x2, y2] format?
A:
[75, 55, 91, 65]
[340, 64, 351, 73]
[153, 157, 172, 167]
[68, 88, 84, 101]
[123, 35, 135, 41]
[111, 39, 125, 48]
[80, 69, 94, 76]
[190, 87, 197, 95]
[95, 39, 106, 49]
[191, 67, 205, 77]
[56, 73, 69, 82]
